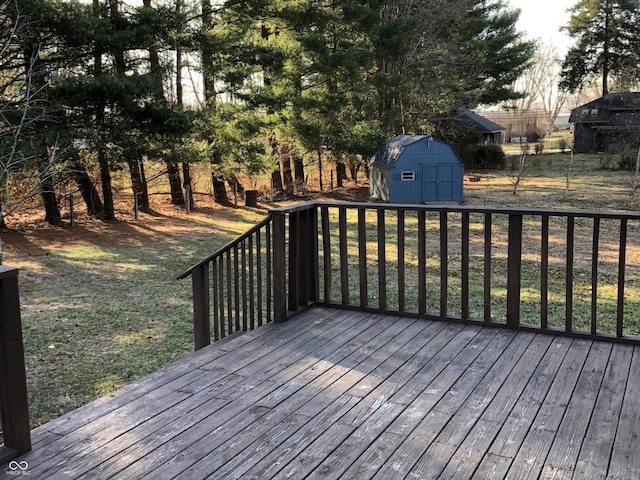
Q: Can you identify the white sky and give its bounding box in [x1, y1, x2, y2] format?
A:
[507, 0, 575, 54]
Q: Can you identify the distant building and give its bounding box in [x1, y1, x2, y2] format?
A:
[370, 135, 464, 204]
[569, 92, 640, 154]
[456, 108, 506, 144]
[475, 109, 560, 142]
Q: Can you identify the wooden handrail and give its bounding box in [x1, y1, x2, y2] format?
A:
[177, 217, 272, 280]
[181, 201, 640, 349]
[0, 266, 31, 458]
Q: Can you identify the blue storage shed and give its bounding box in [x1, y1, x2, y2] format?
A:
[369, 135, 464, 203]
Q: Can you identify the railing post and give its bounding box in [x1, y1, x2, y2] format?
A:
[272, 211, 287, 322]
[507, 214, 523, 328]
[192, 264, 210, 350]
[300, 206, 318, 304]
[288, 212, 299, 311]
[0, 267, 31, 456]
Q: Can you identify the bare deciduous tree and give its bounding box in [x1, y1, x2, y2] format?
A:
[0, 0, 60, 232]
[536, 44, 569, 136]
[510, 42, 568, 137]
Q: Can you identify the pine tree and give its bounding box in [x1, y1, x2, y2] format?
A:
[560, 0, 640, 95]
[459, 0, 536, 106]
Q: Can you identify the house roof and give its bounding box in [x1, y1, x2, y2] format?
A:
[569, 92, 640, 124]
[372, 135, 432, 168]
[457, 108, 505, 133]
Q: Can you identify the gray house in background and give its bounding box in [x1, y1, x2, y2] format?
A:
[570, 92, 640, 153]
[457, 108, 506, 144]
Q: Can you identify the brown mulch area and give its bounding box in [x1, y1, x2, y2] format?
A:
[1, 186, 372, 257]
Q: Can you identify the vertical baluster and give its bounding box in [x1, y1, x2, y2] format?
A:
[241, 240, 247, 331]
[541, 215, 549, 330]
[507, 213, 523, 328]
[617, 218, 628, 338]
[566, 216, 574, 333]
[266, 221, 272, 323]
[234, 245, 240, 331]
[321, 206, 332, 303]
[378, 209, 387, 310]
[256, 229, 263, 327]
[218, 255, 226, 337]
[288, 211, 300, 312]
[249, 234, 255, 330]
[339, 207, 349, 305]
[591, 217, 600, 335]
[461, 211, 470, 320]
[310, 205, 319, 303]
[358, 207, 368, 307]
[440, 211, 448, 318]
[226, 250, 233, 332]
[398, 209, 406, 312]
[212, 258, 219, 341]
[483, 213, 492, 323]
[418, 210, 427, 315]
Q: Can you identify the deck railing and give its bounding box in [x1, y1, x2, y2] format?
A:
[180, 201, 640, 349]
[0, 267, 31, 460]
[178, 217, 275, 348]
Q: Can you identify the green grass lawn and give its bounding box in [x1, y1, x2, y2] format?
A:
[4, 206, 267, 427]
[464, 151, 639, 211]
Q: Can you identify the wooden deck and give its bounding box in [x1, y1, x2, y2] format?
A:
[5, 307, 639, 479]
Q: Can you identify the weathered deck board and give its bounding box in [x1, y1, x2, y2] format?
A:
[4, 307, 639, 480]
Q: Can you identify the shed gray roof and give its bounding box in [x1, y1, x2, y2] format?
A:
[372, 135, 432, 168]
[457, 108, 505, 133]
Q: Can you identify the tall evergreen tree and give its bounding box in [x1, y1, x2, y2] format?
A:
[560, 0, 640, 96]
[271, 0, 385, 188]
[460, 0, 536, 106]
[370, 0, 533, 135]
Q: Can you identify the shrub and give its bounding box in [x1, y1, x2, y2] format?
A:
[618, 151, 637, 171]
[461, 144, 506, 170]
[598, 155, 616, 170]
[557, 138, 569, 153]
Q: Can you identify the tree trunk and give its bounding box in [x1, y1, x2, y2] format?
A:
[98, 149, 115, 220]
[281, 156, 294, 195]
[211, 174, 227, 203]
[128, 157, 150, 212]
[166, 161, 185, 205]
[227, 176, 244, 196]
[71, 160, 104, 216]
[38, 161, 61, 225]
[336, 162, 347, 188]
[271, 169, 283, 194]
[293, 156, 305, 193]
[200, 0, 216, 104]
[23, 36, 60, 225]
[95, 1, 114, 220]
[348, 161, 358, 184]
[182, 161, 194, 209]
[602, 7, 610, 97]
[317, 148, 324, 191]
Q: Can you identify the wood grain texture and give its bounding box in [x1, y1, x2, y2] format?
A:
[8, 307, 639, 480]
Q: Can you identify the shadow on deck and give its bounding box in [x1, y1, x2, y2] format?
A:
[6, 307, 639, 479]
